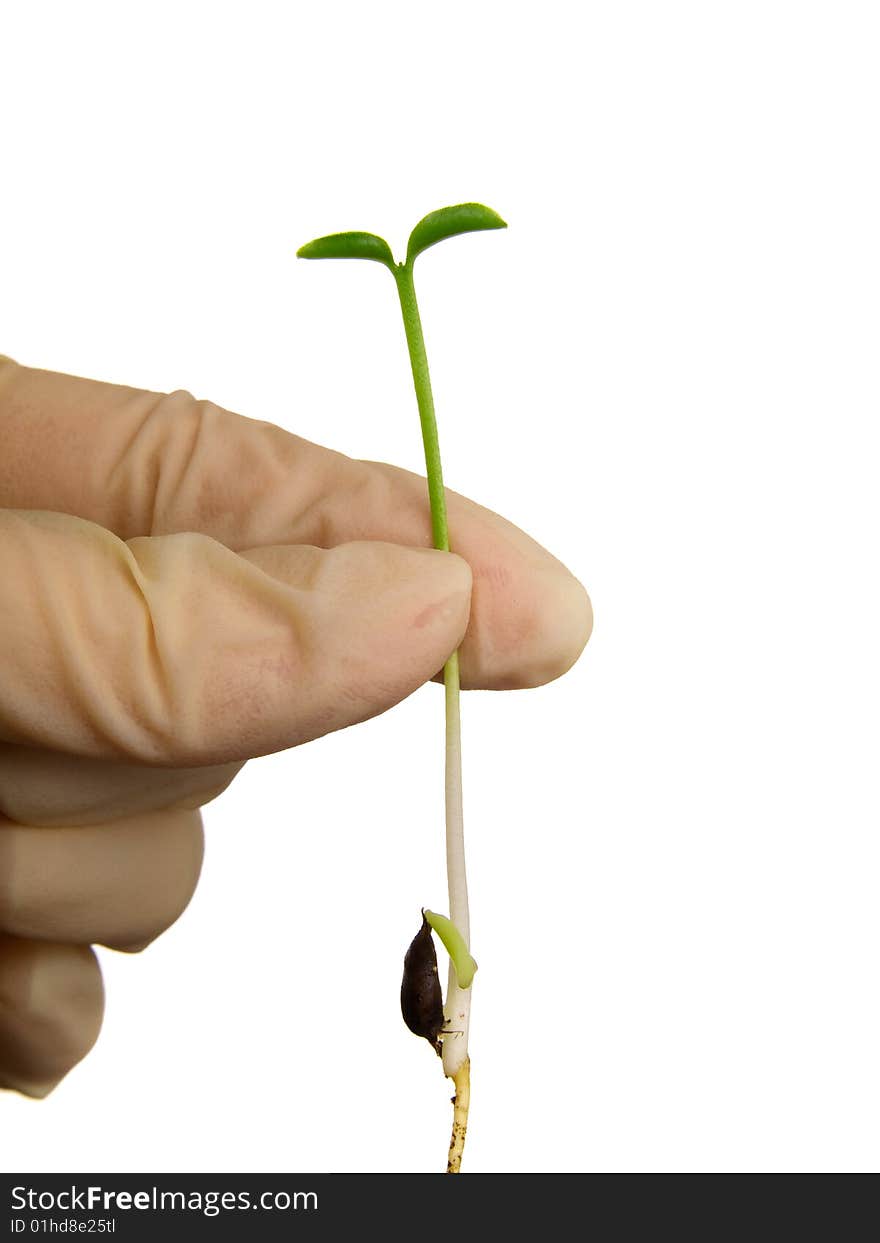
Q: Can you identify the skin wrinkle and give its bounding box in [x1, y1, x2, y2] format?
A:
[103, 386, 189, 539]
[216, 423, 353, 552]
[52, 522, 173, 761]
[126, 533, 316, 766]
[3, 514, 180, 763]
[347, 462, 433, 550]
[130, 391, 202, 540]
[220, 418, 301, 543]
[119, 536, 178, 751]
[290, 482, 349, 550]
[147, 399, 296, 546]
[159, 396, 214, 536]
[293, 457, 393, 549]
[101, 389, 165, 537]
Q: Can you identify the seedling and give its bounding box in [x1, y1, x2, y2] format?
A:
[297, 203, 506, 1172]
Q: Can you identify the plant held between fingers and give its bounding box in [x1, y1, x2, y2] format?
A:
[297, 203, 506, 1172]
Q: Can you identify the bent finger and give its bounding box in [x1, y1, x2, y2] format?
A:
[0, 510, 471, 763]
[0, 360, 591, 689]
[0, 937, 104, 1098]
[0, 808, 204, 951]
[0, 743, 242, 827]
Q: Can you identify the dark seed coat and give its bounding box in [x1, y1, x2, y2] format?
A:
[401, 911, 444, 1055]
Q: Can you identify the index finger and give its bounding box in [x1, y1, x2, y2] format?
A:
[0, 358, 591, 688]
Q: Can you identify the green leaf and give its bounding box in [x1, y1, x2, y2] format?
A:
[406, 203, 507, 265]
[296, 231, 395, 268]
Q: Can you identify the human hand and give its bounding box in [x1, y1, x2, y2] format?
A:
[0, 355, 592, 1098]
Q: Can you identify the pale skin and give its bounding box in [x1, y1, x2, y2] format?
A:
[0, 355, 592, 1098]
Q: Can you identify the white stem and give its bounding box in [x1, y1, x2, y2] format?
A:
[442, 650, 470, 1078]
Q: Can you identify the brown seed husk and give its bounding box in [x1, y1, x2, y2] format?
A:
[400, 911, 444, 1055]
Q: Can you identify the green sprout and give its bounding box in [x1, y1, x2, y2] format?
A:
[424, 909, 478, 989]
[297, 202, 506, 1173]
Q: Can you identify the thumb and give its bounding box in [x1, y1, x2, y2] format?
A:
[0, 510, 472, 765]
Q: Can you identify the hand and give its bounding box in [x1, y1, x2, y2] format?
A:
[0, 355, 592, 1098]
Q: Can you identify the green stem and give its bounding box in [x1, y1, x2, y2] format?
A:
[393, 263, 450, 551]
[393, 261, 471, 1080]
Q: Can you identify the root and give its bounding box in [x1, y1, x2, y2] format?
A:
[446, 1056, 470, 1173]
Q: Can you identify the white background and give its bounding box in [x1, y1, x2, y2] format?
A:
[1, 1, 878, 1174]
